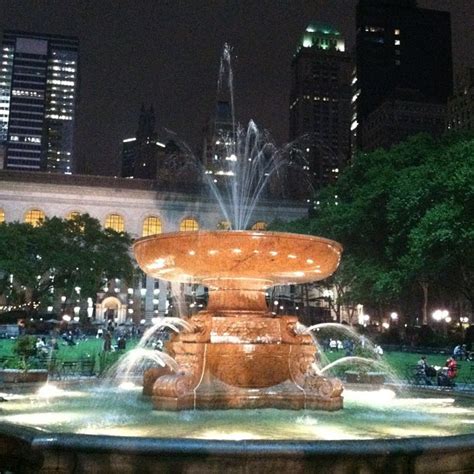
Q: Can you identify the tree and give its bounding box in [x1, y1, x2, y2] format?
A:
[271, 131, 474, 324]
[0, 214, 134, 317]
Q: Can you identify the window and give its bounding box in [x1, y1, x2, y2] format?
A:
[180, 218, 199, 232]
[251, 221, 268, 231]
[142, 216, 162, 237]
[25, 208, 45, 227]
[66, 211, 80, 220]
[217, 220, 231, 230]
[0, 208, 4, 224]
[105, 213, 125, 232]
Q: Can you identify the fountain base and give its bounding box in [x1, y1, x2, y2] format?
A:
[144, 312, 343, 411]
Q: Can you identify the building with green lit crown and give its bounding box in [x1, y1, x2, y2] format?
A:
[289, 22, 352, 199]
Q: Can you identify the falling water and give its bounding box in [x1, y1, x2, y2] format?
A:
[104, 317, 194, 383]
[202, 43, 308, 230]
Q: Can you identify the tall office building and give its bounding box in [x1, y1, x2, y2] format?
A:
[120, 105, 165, 179]
[447, 65, 474, 133]
[202, 99, 235, 187]
[289, 22, 352, 196]
[354, 0, 452, 150]
[0, 31, 79, 173]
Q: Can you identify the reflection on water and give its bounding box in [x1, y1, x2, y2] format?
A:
[1, 385, 474, 441]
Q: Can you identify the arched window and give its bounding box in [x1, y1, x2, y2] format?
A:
[217, 220, 231, 230]
[25, 209, 45, 227]
[105, 213, 125, 232]
[180, 217, 199, 232]
[251, 221, 268, 231]
[142, 216, 162, 237]
[0, 208, 4, 224]
[66, 211, 81, 221]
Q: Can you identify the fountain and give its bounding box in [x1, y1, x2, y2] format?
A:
[0, 44, 474, 473]
[134, 230, 344, 410]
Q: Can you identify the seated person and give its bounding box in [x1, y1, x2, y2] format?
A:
[453, 345, 464, 361]
[438, 357, 457, 387]
[416, 356, 434, 385]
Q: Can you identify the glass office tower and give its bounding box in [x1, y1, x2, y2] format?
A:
[0, 31, 78, 173]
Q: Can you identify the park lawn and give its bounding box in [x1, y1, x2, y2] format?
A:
[0, 336, 138, 366]
[1, 337, 470, 381]
[322, 349, 470, 380]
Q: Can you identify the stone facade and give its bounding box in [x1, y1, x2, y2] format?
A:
[0, 170, 307, 323]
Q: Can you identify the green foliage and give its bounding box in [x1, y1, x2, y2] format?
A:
[12, 335, 37, 370]
[272, 131, 474, 318]
[0, 214, 135, 314]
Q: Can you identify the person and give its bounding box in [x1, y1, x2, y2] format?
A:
[446, 356, 458, 382]
[374, 345, 384, 356]
[103, 331, 112, 352]
[416, 356, 434, 385]
[36, 337, 48, 356]
[453, 345, 464, 361]
[438, 357, 457, 387]
[117, 336, 126, 350]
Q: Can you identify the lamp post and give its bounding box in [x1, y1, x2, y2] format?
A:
[432, 309, 449, 335]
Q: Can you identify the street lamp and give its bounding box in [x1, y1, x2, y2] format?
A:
[390, 312, 398, 321]
[432, 309, 449, 322]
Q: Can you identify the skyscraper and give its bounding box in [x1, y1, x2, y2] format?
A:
[289, 22, 352, 197]
[202, 100, 235, 187]
[120, 105, 165, 180]
[447, 65, 474, 133]
[0, 31, 79, 173]
[354, 0, 452, 150]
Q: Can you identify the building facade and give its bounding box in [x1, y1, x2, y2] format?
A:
[354, 0, 452, 150]
[289, 22, 352, 196]
[0, 31, 79, 173]
[447, 66, 474, 133]
[0, 170, 306, 324]
[360, 90, 447, 151]
[120, 105, 166, 180]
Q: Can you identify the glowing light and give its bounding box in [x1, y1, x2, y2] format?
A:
[148, 258, 166, 270]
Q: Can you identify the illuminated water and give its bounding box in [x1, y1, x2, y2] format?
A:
[1, 385, 474, 440]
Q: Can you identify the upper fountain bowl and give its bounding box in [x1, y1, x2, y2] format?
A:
[133, 231, 342, 290]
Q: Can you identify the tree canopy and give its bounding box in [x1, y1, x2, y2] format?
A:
[0, 214, 134, 315]
[272, 132, 474, 323]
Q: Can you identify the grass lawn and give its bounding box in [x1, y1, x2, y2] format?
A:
[0, 337, 471, 382]
[323, 348, 470, 381]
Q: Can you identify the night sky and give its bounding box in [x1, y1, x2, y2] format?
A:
[0, 0, 473, 176]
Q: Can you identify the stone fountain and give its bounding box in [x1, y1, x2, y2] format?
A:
[134, 230, 344, 410]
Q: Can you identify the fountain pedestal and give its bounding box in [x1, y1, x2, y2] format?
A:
[135, 231, 343, 411]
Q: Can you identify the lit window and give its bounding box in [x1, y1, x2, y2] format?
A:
[25, 209, 45, 227]
[66, 211, 81, 220]
[394, 29, 400, 35]
[217, 220, 231, 230]
[180, 218, 199, 232]
[142, 216, 162, 237]
[395, 39, 400, 46]
[105, 214, 125, 232]
[0, 208, 4, 224]
[251, 221, 268, 231]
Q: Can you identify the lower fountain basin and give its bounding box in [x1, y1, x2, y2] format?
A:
[1, 385, 474, 473]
